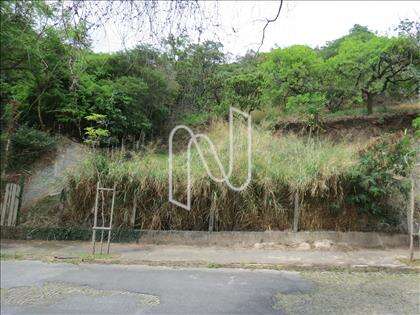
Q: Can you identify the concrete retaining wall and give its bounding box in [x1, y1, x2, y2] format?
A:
[1, 227, 409, 248]
[137, 230, 409, 248]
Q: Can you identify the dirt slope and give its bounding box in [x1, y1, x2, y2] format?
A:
[21, 140, 88, 210]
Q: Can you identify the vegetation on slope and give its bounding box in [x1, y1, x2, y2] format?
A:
[1, 1, 418, 232]
[61, 122, 415, 232]
[1, 1, 419, 147]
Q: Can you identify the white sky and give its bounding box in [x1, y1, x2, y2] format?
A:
[91, 1, 420, 56]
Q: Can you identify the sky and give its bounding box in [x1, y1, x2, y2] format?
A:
[91, 1, 420, 56]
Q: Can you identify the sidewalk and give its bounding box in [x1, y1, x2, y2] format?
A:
[1, 239, 418, 271]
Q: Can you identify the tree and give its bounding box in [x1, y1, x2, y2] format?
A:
[164, 36, 225, 113]
[320, 24, 375, 59]
[261, 45, 326, 109]
[223, 72, 264, 113]
[329, 30, 419, 114]
[63, 48, 177, 141]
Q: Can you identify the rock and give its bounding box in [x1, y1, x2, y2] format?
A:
[314, 239, 333, 250]
[253, 242, 277, 249]
[253, 243, 264, 249]
[296, 242, 311, 250]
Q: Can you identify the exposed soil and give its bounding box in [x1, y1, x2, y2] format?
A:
[276, 110, 419, 141]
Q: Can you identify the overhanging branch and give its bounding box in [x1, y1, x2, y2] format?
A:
[257, 0, 284, 53]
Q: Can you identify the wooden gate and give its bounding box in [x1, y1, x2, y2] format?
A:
[1, 182, 23, 226]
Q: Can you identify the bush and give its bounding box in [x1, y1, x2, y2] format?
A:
[412, 116, 420, 138]
[9, 126, 57, 169]
[285, 92, 327, 129]
[181, 111, 212, 126]
[347, 132, 415, 228]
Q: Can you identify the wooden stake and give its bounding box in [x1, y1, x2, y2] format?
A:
[409, 173, 415, 261]
[293, 192, 300, 233]
[131, 193, 137, 227]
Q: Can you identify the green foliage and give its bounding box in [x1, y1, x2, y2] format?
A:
[84, 114, 110, 146]
[164, 36, 225, 112]
[65, 121, 415, 231]
[348, 132, 415, 223]
[181, 111, 211, 126]
[285, 92, 327, 129]
[259, 24, 419, 121]
[413, 116, 420, 138]
[223, 72, 264, 113]
[61, 49, 176, 140]
[1, 0, 418, 138]
[327, 33, 419, 114]
[10, 126, 57, 168]
[320, 24, 376, 59]
[261, 45, 324, 108]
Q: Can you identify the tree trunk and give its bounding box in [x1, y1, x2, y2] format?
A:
[37, 97, 45, 130]
[1, 101, 18, 179]
[366, 93, 373, 115]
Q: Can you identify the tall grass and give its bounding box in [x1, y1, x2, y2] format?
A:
[63, 121, 368, 231]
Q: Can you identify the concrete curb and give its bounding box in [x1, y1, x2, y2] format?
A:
[1, 227, 410, 248]
[3, 256, 417, 273]
[115, 260, 420, 273]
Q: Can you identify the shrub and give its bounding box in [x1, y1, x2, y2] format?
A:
[222, 72, 263, 113]
[412, 116, 420, 138]
[285, 92, 327, 129]
[181, 111, 212, 126]
[10, 126, 57, 169]
[347, 132, 415, 228]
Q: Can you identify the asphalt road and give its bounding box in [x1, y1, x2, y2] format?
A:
[1, 260, 310, 315]
[1, 260, 419, 315]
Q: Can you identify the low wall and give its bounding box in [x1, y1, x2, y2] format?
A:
[137, 230, 409, 248]
[0, 226, 409, 248]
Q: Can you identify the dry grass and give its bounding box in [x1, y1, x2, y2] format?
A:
[63, 121, 364, 231]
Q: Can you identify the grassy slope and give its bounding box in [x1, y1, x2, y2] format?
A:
[63, 121, 363, 231]
[24, 103, 417, 231]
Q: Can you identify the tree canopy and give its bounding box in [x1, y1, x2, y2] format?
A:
[1, 1, 419, 145]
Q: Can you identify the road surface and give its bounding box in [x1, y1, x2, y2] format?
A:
[1, 260, 419, 314]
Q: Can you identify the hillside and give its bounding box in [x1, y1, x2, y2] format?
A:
[1, 1, 419, 233]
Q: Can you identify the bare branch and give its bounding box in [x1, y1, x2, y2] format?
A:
[257, 0, 283, 53]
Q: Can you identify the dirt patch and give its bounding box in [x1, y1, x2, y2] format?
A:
[274, 271, 420, 314]
[276, 110, 418, 141]
[21, 139, 88, 210]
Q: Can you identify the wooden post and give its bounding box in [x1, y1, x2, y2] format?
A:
[107, 183, 116, 254]
[409, 173, 415, 261]
[293, 192, 300, 232]
[209, 192, 217, 232]
[15, 176, 25, 226]
[209, 208, 215, 232]
[121, 137, 125, 154]
[8, 183, 19, 226]
[92, 182, 100, 254]
[1, 184, 11, 226]
[131, 193, 137, 227]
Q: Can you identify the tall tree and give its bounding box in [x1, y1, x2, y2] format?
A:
[330, 33, 419, 114]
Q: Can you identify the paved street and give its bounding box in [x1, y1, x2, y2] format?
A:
[1, 240, 418, 270]
[1, 260, 309, 315]
[1, 260, 419, 315]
